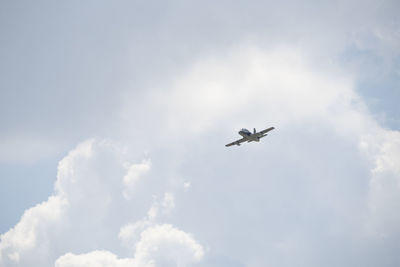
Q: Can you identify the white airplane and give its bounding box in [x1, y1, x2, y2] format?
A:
[225, 127, 275, 147]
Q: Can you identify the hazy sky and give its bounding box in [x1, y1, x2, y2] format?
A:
[1, 1, 399, 266]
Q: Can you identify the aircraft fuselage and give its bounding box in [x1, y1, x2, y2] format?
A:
[239, 128, 261, 142]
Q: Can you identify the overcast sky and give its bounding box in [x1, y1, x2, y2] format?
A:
[1, 1, 399, 266]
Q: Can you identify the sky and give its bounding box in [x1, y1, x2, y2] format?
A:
[0, 0, 399, 266]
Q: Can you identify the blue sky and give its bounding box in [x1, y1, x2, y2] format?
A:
[1, 1, 399, 266]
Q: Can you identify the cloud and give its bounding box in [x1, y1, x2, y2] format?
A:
[56, 190, 202, 267]
[123, 160, 151, 200]
[117, 45, 400, 265]
[1, 44, 399, 266]
[55, 251, 133, 267]
[1, 0, 399, 164]
[0, 139, 203, 267]
[124, 45, 371, 144]
[119, 192, 176, 248]
[0, 196, 66, 265]
[133, 224, 204, 267]
[1, 0, 399, 266]
[366, 130, 400, 236]
[55, 224, 204, 267]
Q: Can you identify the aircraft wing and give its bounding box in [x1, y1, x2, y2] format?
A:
[225, 138, 246, 147]
[255, 127, 275, 136]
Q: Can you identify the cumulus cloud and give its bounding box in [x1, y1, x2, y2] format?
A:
[0, 139, 203, 267]
[123, 160, 151, 200]
[55, 251, 133, 267]
[126, 45, 365, 141]
[0, 196, 66, 266]
[57, 190, 201, 267]
[1, 0, 399, 266]
[119, 192, 176, 248]
[133, 224, 204, 267]
[118, 45, 400, 265]
[55, 224, 204, 267]
[1, 44, 399, 267]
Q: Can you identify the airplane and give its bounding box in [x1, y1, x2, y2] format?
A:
[225, 127, 275, 147]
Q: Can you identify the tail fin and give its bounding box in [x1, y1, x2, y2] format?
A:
[253, 128, 256, 134]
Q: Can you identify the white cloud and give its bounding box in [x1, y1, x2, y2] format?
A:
[1, 0, 399, 266]
[0, 196, 66, 265]
[1, 44, 399, 266]
[55, 251, 133, 267]
[117, 45, 400, 265]
[56, 224, 204, 267]
[54, 189, 202, 267]
[123, 160, 151, 200]
[134, 224, 204, 267]
[119, 192, 176, 248]
[366, 130, 400, 236]
[119, 220, 151, 250]
[161, 192, 175, 215]
[0, 139, 203, 267]
[125, 45, 363, 142]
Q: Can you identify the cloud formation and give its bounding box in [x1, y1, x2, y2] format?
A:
[1, 0, 399, 266]
[1, 44, 399, 266]
[119, 45, 400, 265]
[366, 131, 400, 236]
[55, 224, 203, 267]
[0, 140, 203, 267]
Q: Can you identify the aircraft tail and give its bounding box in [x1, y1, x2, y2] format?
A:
[253, 128, 256, 134]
